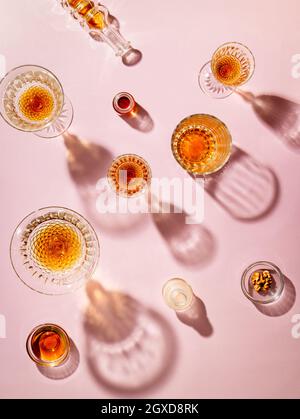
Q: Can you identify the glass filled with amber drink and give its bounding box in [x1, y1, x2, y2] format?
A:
[10, 207, 99, 295]
[171, 114, 232, 176]
[0, 65, 73, 137]
[107, 154, 152, 197]
[199, 42, 255, 99]
[26, 324, 70, 367]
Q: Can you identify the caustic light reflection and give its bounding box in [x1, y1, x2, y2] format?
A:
[84, 281, 176, 392]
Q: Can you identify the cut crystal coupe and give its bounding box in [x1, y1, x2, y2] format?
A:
[0, 65, 73, 138]
[10, 207, 99, 295]
[199, 42, 255, 99]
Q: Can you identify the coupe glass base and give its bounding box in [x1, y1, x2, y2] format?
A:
[198, 61, 234, 99]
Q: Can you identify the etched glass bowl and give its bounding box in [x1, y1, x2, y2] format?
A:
[10, 207, 99, 295]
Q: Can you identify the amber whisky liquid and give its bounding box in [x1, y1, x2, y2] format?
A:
[108, 155, 151, 196]
[172, 114, 232, 175]
[29, 325, 69, 364]
[18, 86, 54, 122]
[31, 223, 82, 272]
[178, 127, 216, 166]
[68, 0, 106, 29]
[212, 55, 243, 86]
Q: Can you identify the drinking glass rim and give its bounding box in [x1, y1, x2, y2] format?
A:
[162, 278, 195, 311]
[26, 323, 70, 367]
[241, 260, 284, 304]
[211, 41, 256, 86]
[171, 113, 233, 176]
[9, 206, 100, 296]
[0, 64, 65, 134]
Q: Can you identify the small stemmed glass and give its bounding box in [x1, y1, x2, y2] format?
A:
[0, 64, 73, 138]
[199, 42, 255, 99]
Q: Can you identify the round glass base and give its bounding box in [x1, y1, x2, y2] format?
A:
[35, 96, 74, 139]
[198, 61, 235, 99]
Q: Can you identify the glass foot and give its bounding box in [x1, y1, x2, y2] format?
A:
[35, 95, 74, 139]
[198, 61, 234, 99]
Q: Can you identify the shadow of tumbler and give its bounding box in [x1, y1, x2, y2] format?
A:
[203, 145, 280, 221]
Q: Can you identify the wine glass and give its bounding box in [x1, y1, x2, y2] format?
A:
[199, 42, 255, 99]
[10, 207, 99, 295]
[107, 154, 152, 197]
[0, 65, 73, 138]
[171, 114, 232, 176]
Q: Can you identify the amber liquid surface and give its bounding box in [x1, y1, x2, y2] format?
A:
[108, 156, 151, 196]
[31, 223, 82, 272]
[68, 0, 106, 29]
[178, 127, 215, 165]
[31, 329, 68, 362]
[18, 86, 54, 122]
[213, 55, 242, 86]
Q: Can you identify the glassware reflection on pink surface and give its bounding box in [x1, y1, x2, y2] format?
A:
[84, 280, 176, 392]
[0, 65, 73, 138]
[241, 261, 285, 305]
[10, 207, 99, 295]
[26, 324, 70, 367]
[199, 42, 255, 99]
[107, 154, 152, 198]
[60, 1, 142, 66]
[162, 278, 195, 312]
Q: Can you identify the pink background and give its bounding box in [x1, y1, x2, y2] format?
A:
[1, 0, 300, 399]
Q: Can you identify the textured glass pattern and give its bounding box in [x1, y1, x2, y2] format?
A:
[171, 114, 232, 175]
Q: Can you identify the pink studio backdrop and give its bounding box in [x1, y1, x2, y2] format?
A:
[1, 0, 300, 399]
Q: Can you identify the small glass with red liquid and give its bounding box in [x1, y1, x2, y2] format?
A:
[26, 323, 70, 367]
[112, 92, 136, 116]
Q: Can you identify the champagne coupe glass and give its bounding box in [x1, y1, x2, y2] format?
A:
[107, 154, 152, 197]
[10, 207, 99, 295]
[26, 323, 70, 367]
[0, 65, 73, 138]
[199, 42, 255, 99]
[171, 114, 232, 176]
